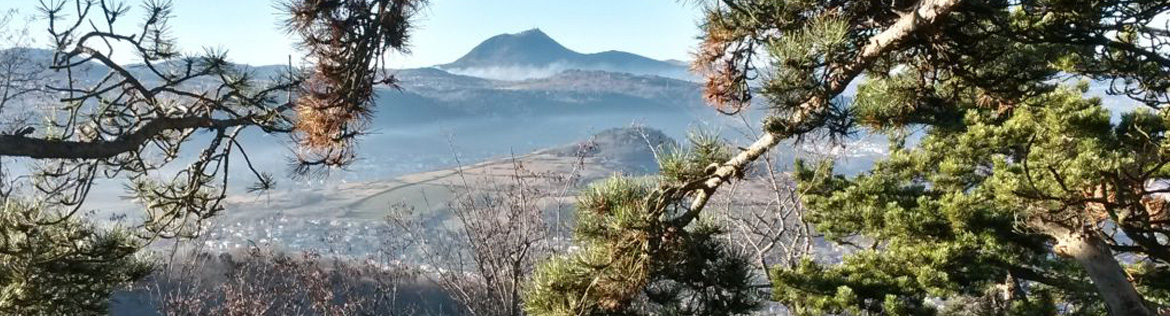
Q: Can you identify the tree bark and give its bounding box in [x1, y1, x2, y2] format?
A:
[1049, 226, 1154, 316]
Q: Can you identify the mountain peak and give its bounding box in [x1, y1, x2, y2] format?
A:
[441, 29, 574, 70]
[497, 28, 556, 45]
[439, 29, 692, 81]
[516, 28, 549, 38]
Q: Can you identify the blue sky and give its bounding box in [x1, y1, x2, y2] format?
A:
[3, 0, 704, 67]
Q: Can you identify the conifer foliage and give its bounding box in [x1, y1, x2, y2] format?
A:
[0, 0, 423, 314]
[283, 0, 425, 172]
[0, 200, 152, 315]
[525, 136, 760, 315]
[529, 0, 1170, 315]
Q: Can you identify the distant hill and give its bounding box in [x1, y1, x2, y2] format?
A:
[373, 67, 707, 125]
[540, 126, 677, 173]
[437, 29, 692, 81]
[0, 46, 706, 126]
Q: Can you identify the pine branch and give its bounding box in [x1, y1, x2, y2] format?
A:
[0, 115, 261, 159]
[673, 0, 963, 227]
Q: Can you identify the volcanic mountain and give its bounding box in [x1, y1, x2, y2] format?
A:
[437, 29, 691, 81]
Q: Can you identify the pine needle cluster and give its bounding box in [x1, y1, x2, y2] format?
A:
[525, 135, 760, 316]
[0, 201, 152, 315]
[283, 0, 425, 172]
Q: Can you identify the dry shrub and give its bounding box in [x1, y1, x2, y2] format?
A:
[132, 246, 455, 316]
[385, 156, 582, 316]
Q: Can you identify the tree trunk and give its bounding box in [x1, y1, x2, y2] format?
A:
[1050, 227, 1154, 316]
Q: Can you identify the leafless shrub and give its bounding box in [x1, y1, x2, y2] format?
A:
[702, 115, 820, 279]
[0, 8, 46, 129]
[0, 8, 47, 201]
[712, 151, 814, 276]
[385, 155, 581, 316]
[133, 244, 450, 316]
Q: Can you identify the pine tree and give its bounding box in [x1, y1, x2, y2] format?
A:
[524, 135, 761, 315]
[0, 0, 424, 313]
[528, 0, 1170, 315]
[0, 200, 153, 315]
